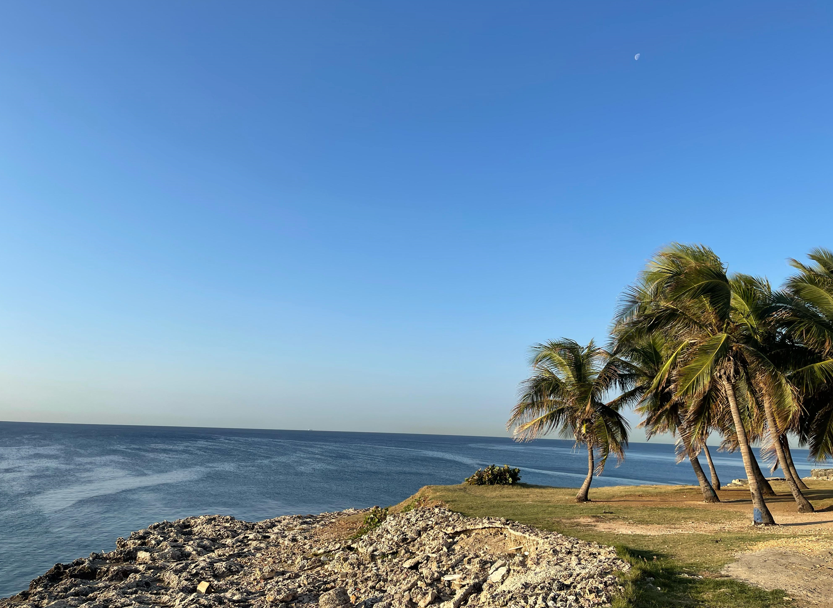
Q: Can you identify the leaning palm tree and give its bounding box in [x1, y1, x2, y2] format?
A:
[507, 339, 630, 502]
[728, 274, 813, 511]
[612, 332, 720, 502]
[615, 244, 778, 524]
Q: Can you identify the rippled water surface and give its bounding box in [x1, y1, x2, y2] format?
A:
[0, 422, 819, 597]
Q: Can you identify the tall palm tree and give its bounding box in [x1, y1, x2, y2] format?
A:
[507, 339, 630, 503]
[615, 244, 778, 524]
[728, 274, 813, 511]
[612, 332, 720, 502]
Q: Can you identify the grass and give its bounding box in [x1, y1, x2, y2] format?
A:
[611, 545, 786, 608]
[351, 506, 389, 538]
[398, 481, 833, 608]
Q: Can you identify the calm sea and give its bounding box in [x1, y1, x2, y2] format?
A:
[0, 421, 821, 597]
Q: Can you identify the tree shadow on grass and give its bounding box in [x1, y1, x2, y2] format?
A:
[612, 545, 789, 608]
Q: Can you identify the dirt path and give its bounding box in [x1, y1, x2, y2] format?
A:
[723, 545, 833, 607]
[575, 509, 833, 536]
[571, 488, 833, 605]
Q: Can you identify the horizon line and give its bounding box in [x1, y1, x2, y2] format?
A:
[0, 418, 717, 446]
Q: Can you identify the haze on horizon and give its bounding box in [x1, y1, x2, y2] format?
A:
[1, 2, 832, 441]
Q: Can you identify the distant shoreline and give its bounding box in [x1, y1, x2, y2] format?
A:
[0, 419, 711, 446]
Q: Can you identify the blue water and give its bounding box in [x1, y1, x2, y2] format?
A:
[0, 421, 821, 597]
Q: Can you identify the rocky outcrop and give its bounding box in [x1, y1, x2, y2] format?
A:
[810, 469, 833, 481]
[2, 506, 627, 608]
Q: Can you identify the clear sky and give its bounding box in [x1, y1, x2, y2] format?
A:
[1, 2, 832, 439]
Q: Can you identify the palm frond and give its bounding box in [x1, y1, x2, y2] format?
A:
[591, 403, 630, 475]
[790, 359, 833, 393]
[678, 333, 731, 396]
[808, 401, 833, 461]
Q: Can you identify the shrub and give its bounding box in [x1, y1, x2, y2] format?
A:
[464, 464, 521, 486]
[352, 506, 388, 538]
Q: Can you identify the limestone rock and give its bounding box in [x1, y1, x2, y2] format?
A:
[417, 588, 439, 607]
[488, 566, 508, 583]
[319, 587, 351, 608]
[136, 550, 153, 563]
[2, 506, 628, 608]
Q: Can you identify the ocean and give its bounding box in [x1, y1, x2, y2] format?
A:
[0, 421, 821, 597]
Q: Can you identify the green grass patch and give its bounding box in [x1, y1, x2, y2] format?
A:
[351, 506, 389, 538]
[611, 545, 788, 608]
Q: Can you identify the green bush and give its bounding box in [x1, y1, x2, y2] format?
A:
[352, 506, 389, 538]
[464, 464, 521, 486]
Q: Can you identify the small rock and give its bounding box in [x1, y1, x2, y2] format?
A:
[418, 589, 439, 607]
[319, 587, 351, 608]
[135, 551, 152, 563]
[488, 560, 506, 574]
[267, 590, 296, 603]
[449, 582, 480, 608]
[197, 581, 212, 594]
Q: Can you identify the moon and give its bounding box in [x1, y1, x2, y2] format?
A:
[634, 53, 641, 61]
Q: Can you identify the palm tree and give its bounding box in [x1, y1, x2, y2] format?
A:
[694, 384, 778, 497]
[728, 274, 813, 511]
[615, 244, 778, 524]
[507, 339, 630, 503]
[779, 434, 808, 491]
[776, 248, 833, 461]
[702, 444, 722, 490]
[612, 332, 720, 502]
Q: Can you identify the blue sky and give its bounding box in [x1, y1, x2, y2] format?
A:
[1, 2, 832, 439]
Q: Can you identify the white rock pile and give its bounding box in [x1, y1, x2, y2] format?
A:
[2, 506, 627, 608]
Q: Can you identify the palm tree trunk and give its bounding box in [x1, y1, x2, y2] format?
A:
[686, 442, 720, 503]
[761, 400, 813, 512]
[722, 378, 775, 525]
[575, 444, 594, 503]
[749, 452, 776, 496]
[702, 444, 722, 490]
[781, 435, 809, 491]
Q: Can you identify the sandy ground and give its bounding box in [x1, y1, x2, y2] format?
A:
[577, 509, 833, 606]
[572, 485, 833, 606]
[723, 546, 833, 607]
[719, 497, 833, 608]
